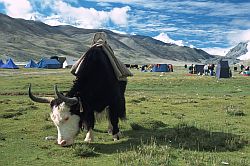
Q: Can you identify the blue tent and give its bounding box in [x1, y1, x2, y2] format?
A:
[152, 64, 169, 72]
[0, 59, 4, 68]
[37, 58, 61, 69]
[25, 59, 38, 68]
[1, 58, 19, 69]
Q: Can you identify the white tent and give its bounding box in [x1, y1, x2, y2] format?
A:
[63, 58, 77, 68]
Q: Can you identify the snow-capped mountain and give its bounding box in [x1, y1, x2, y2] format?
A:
[225, 41, 250, 60]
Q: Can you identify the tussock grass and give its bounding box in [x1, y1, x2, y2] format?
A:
[72, 144, 98, 158]
[130, 119, 167, 130]
[0, 132, 6, 141]
[118, 138, 177, 166]
[225, 105, 246, 116]
[118, 137, 249, 166]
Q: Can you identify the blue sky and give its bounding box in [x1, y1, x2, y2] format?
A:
[0, 0, 250, 56]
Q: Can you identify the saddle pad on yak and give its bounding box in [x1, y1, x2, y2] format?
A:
[71, 32, 133, 81]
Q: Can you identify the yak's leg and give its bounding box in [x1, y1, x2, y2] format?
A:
[105, 107, 113, 135]
[108, 106, 121, 141]
[84, 129, 94, 142]
[84, 111, 95, 142]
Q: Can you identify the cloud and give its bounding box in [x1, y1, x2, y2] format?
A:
[110, 6, 130, 26]
[202, 47, 230, 56]
[40, 0, 130, 29]
[227, 29, 250, 45]
[0, 0, 130, 29]
[0, 0, 34, 19]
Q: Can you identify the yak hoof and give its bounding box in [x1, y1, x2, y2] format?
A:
[113, 132, 122, 141]
[84, 131, 94, 142]
[84, 137, 93, 143]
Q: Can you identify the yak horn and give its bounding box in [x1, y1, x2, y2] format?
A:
[54, 85, 78, 105]
[28, 84, 54, 103]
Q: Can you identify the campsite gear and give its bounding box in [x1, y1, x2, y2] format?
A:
[63, 58, 77, 68]
[243, 71, 250, 76]
[152, 64, 170, 72]
[194, 64, 204, 75]
[1, 58, 19, 69]
[25, 59, 38, 68]
[216, 60, 231, 78]
[37, 58, 61, 69]
[71, 32, 133, 81]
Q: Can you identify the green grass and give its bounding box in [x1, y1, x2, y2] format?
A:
[0, 67, 249, 165]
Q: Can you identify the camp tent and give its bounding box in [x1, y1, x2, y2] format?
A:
[1, 58, 19, 69]
[194, 64, 205, 74]
[24, 59, 38, 68]
[152, 64, 169, 72]
[216, 60, 231, 78]
[63, 58, 77, 68]
[0, 59, 4, 68]
[37, 58, 61, 69]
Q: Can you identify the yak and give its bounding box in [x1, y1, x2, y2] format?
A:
[28, 34, 132, 146]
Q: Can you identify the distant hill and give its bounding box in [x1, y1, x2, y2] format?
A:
[0, 13, 216, 64]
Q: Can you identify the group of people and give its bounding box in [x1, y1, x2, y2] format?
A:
[186, 64, 215, 76]
[203, 64, 215, 76]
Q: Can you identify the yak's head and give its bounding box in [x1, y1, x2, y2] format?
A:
[28, 84, 80, 147]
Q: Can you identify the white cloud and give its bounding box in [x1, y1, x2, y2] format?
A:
[0, 0, 130, 29]
[40, 1, 130, 29]
[43, 15, 69, 26]
[227, 29, 250, 45]
[202, 47, 230, 56]
[0, 0, 34, 19]
[110, 6, 130, 26]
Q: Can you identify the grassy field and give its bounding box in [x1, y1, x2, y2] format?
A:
[0, 67, 249, 166]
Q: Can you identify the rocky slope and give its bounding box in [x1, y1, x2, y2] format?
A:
[0, 13, 216, 64]
[225, 41, 250, 60]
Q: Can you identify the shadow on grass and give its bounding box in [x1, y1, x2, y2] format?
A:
[0, 105, 38, 119]
[88, 122, 248, 154]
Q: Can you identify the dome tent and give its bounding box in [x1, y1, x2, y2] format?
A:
[37, 58, 61, 69]
[1, 58, 19, 69]
[152, 64, 170, 72]
[25, 59, 38, 68]
[0, 59, 4, 68]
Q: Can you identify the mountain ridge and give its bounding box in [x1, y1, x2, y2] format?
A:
[225, 41, 250, 61]
[0, 13, 216, 64]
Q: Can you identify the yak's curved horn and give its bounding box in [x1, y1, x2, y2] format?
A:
[54, 85, 78, 105]
[28, 84, 54, 103]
